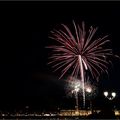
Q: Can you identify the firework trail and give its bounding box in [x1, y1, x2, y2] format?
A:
[47, 20, 113, 108]
[65, 76, 82, 110]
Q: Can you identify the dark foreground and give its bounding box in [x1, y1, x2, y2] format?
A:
[0, 115, 119, 119]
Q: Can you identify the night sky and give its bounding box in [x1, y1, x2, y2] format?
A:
[0, 1, 120, 111]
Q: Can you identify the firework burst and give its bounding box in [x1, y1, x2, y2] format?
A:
[66, 76, 97, 97]
[65, 76, 97, 106]
[47, 20, 113, 108]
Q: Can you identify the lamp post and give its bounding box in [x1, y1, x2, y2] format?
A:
[103, 91, 117, 117]
[103, 91, 116, 100]
[103, 91, 116, 111]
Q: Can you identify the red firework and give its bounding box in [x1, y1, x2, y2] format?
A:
[47, 21, 113, 108]
[47, 21, 113, 80]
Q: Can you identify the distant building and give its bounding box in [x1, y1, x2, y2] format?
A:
[59, 109, 120, 117]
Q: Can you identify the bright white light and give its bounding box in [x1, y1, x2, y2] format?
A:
[86, 87, 92, 93]
[73, 81, 81, 93]
[75, 85, 80, 89]
[71, 90, 74, 94]
[112, 92, 116, 98]
[109, 97, 112, 100]
[75, 88, 79, 92]
[104, 91, 108, 97]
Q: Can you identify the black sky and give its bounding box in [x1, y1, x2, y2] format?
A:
[0, 1, 120, 111]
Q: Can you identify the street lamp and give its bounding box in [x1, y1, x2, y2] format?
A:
[112, 92, 116, 98]
[103, 91, 116, 111]
[103, 91, 116, 100]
